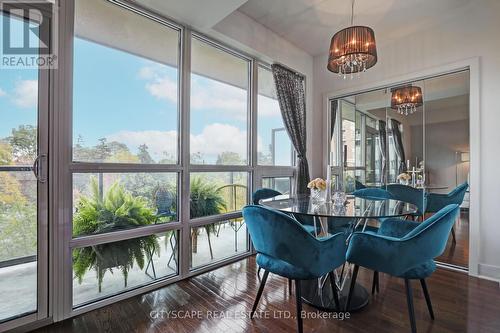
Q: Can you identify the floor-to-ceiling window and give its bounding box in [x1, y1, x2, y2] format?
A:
[0, 7, 49, 328]
[71, 0, 181, 307]
[59, 0, 298, 319]
[256, 65, 295, 193]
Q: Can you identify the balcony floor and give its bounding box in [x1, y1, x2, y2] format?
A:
[0, 223, 247, 321]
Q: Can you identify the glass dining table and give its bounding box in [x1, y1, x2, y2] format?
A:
[260, 194, 418, 312]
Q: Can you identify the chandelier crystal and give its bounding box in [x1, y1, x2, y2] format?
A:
[391, 86, 423, 116]
[327, 0, 377, 79]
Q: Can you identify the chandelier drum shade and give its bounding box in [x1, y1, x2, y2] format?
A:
[391, 86, 423, 115]
[327, 25, 377, 76]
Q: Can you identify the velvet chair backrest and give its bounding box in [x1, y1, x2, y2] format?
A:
[426, 182, 468, 213]
[243, 205, 346, 277]
[252, 188, 282, 205]
[402, 204, 459, 259]
[353, 188, 394, 200]
[386, 184, 426, 215]
[355, 180, 367, 190]
[346, 204, 459, 277]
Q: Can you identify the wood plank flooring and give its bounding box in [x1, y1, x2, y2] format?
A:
[33, 255, 500, 333]
[436, 210, 469, 268]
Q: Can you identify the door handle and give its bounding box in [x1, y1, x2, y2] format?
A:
[32, 153, 47, 183]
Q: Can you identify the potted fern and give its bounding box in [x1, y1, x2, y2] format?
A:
[72, 177, 159, 292]
[190, 177, 226, 259]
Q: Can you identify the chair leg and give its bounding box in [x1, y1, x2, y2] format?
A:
[420, 279, 435, 320]
[372, 271, 379, 294]
[257, 267, 262, 279]
[288, 278, 293, 295]
[345, 265, 359, 312]
[251, 270, 269, 318]
[295, 279, 303, 333]
[329, 272, 340, 310]
[404, 279, 417, 333]
[451, 226, 457, 244]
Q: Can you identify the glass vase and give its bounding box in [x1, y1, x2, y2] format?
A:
[310, 188, 326, 203]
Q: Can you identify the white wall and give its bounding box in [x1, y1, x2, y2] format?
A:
[211, 11, 316, 175]
[313, 0, 500, 279]
[412, 119, 470, 193]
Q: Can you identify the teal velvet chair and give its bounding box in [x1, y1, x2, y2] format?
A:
[355, 180, 367, 190]
[426, 182, 468, 243]
[345, 204, 460, 333]
[386, 184, 427, 220]
[252, 188, 282, 205]
[353, 188, 394, 200]
[243, 205, 347, 333]
[252, 188, 318, 235]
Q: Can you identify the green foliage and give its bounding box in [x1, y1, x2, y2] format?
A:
[0, 141, 13, 165]
[189, 177, 226, 219]
[72, 177, 159, 290]
[216, 151, 243, 165]
[8, 125, 37, 164]
[0, 202, 37, 261]
[137, 144, 154, 164]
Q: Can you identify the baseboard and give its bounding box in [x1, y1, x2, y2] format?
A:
[477, 263, 500, 283]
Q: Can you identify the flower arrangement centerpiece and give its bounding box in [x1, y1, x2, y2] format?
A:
[308, 178, 327, 203]
[397, 172, 411, 185]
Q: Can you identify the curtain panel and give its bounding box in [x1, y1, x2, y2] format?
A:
[378, 120, 387, 183]
[390, 118, 406, 174]
[271, 64, 310, 195]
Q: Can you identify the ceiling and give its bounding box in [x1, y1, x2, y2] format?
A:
[238, 0, 473, 56]
[132, 0, 247, 29]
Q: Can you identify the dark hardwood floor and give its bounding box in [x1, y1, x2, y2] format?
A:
[33, 255, 500, 333]
[436, 210, 469, 268]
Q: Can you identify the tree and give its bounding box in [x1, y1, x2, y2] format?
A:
[0, 141, 13, 165]
[158, 151, 176, 164]
[190, 152, 204, 164]
[95, 138, 112, 162]
[8, 125, 37, 164]
[216, 151, 243, 165]
[137, 144, 154, 164]
[258, 151, 273, 165]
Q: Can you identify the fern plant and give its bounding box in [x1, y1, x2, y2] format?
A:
[72, 177, 159, 292]
[189, 177, 226, 259]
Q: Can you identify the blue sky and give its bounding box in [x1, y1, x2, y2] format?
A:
[1, 30, 292, 165]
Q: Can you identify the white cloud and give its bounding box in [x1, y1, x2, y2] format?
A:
[140, 66, 282, 122]
[146, 76, 178, 104]
[140, 66, 249, 121]
[106, 123, 249, 163]
[190, 123, 247, 159]
[138, 65, 178, 104]
[12, 80, 38, 108]
[190, 78, 247, 120]
[0, 88, 6, 97]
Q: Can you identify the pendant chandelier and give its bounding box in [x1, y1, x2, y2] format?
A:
[327, 0, 377, 78]
[391, 85, 423, 115]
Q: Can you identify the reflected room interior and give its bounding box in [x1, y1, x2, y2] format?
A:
[329, 70, 470, 269]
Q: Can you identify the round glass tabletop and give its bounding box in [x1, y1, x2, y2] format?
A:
[260, 194, 418, 219]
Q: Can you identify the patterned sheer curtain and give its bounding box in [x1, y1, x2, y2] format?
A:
[390, 118, 407, 174]
[378, 120, 387, 183]
[271, 64, 310, 195]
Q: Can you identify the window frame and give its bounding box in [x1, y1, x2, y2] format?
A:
[49, 0, 305, 323]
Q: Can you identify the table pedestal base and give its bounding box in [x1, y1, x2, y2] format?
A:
[301, 277, 369, 312]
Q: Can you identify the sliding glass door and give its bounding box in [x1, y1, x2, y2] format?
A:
[0, 8, 49, 328]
